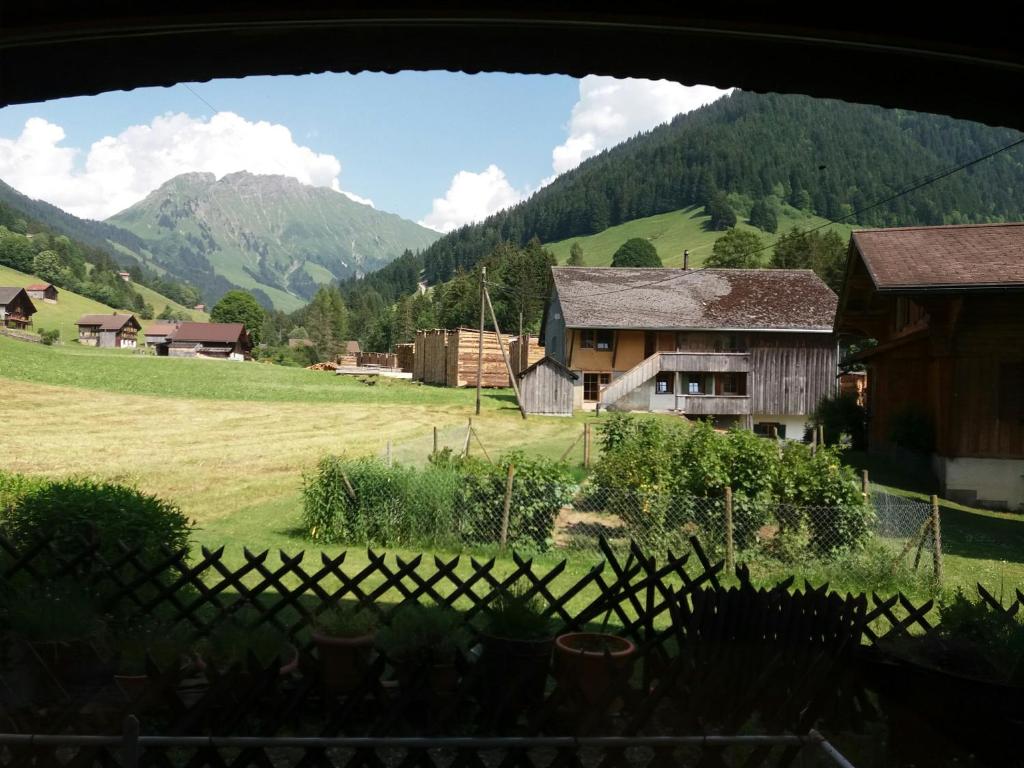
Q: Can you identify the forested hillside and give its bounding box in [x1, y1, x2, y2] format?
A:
[421, 90, 1024, 283]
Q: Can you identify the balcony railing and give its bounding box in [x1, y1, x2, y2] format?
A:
[678, 394, 752, 415]
[659, 351, 750, 373]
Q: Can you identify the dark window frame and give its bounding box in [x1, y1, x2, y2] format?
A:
[583, 371, 611, 402]
[655, 371, 674, 395]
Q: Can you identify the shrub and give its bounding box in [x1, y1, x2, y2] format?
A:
[301, 455, 459, 547]
[37, 327, 60, 346]
[0, 470, 44, 513]
[455, 451, 576, 551]
[1, 477, 192, 563]
[812, 394, 866, 449]
[376, 603, 469, 664]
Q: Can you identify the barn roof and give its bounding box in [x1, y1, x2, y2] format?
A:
[76, 313, 138, 330]
[24, 283, 55, 291]
[0, 287, 29, 305]
[549, 267, 837, 332]
[851, 223, 1024, 290]
[170, 322, 247, 343]
[144, 323, 179, 336]
[518, 356, 579, 380]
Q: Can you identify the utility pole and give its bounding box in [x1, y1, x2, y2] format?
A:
[476, 266, 485, 416]
[483, 281, 527, 419]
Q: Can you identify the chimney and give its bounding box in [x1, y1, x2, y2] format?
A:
[682, 249, 690, 270]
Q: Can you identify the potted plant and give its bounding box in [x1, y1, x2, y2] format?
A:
[376, 603, 470, 715]
[311, 604, 379, 694]
[198, 615, 298, 678]
[109, 620, 194, 703]
[477, 585, 554, 726]
[873, 589, 1024, 761]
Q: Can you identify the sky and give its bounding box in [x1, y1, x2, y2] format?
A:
[0, 72, 731, 232]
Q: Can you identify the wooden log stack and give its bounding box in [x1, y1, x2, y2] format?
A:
[395, 343, 414, 373]
[416, 329, 450, 384]
[509, 335, 544, 377]
[446, 327, 512, 388]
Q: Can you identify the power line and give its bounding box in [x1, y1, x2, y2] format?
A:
[180, 83, 219, 115]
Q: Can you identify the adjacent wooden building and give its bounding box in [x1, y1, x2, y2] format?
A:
[144, 322, 179, 349]
[518, 356, 577, 416]
[76, 313, 140, 348]
[835, 223, 1024, 511]
[541, 267, 838, 435]
[0, 287, 37, 330]
[164, 322, 252, 360]
[25, 283, 58, 303]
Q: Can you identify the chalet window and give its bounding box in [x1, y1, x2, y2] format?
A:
[655, 372, 674, 395]
[580, 329, 613, 351]
[754, 422, 786, 439]
[687, 374, 705, 395]
[998, 363, 1023, 421]
[583, 372, 611, 402]
[720, 373, 741, 395]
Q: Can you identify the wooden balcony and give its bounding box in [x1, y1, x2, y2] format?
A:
[659, 352, 750, 373]
[678, 394, 752, 415]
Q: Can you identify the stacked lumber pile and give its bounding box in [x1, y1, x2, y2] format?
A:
[416, 329, 450, 384]
[335, 354, 358, 367]
[509, 335, 544, 377]
[445, 328, 511, 388]
[307, 361, 340, 372]
[395, 343, 415, 373]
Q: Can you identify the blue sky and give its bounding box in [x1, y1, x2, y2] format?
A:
[0, 72, 730, 230]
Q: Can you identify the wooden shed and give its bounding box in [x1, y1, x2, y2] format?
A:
[445, 327, 512, 388]
[395, 342, 415, 373]
[518, 356, 577, 416]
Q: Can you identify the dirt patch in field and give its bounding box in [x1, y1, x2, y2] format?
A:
[554, 506, 626, 547]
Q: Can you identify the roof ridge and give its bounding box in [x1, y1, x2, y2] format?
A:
[853, 221, 1024, 234]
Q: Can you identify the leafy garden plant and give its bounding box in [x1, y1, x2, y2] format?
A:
[375, 603, 470, 665]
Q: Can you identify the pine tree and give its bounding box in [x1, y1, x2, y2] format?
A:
[748, 199, 778, 233]
[568, 242, 585, 266]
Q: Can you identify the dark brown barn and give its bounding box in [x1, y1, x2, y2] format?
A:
[166, 322, 252, 360]
[0, 287, 36, 330]
[836, 223, 1024, 510]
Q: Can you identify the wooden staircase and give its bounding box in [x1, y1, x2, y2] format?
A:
[599, 352, 664, 407]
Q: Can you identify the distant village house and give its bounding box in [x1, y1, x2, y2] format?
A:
[163, 322, 252, 360]
[76, 313, 141, 348]
[25, 283, 58, 303]
[143, 322, 180, 349]
[541, 267, 838, 436]
[836, 223, 1024, 511]
[0, 287, 37, 330]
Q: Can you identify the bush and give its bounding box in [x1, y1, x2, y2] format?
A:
[449, 451, 576, 551]
[593, 415, 874, 556]
[1, 477, 192, 563]
[37, 327, 60, 346]
[812, 394, 866, 449]
[301, 455, 460, 547]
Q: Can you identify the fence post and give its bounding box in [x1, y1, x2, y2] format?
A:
[931, 494, 943, 584]
[861, 469, 870, 498]
[583, 423, 592, 468]
[122, 715, 140, 768]
[724, 485, 735, 575]
[500, 463, 516, 548]
[464, 418, 472, 457]
[433, 426, 439, 458]
[386, 439, 392, 467]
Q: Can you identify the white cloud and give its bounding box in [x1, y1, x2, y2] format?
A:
[419, 164, 526, 233]
[0, 112, 371, 220]
[551, 77, 732, 175]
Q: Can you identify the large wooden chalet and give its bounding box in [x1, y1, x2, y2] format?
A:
[0, 287, 37, 330]
[76, 314, 141, 348]
[836, 223, 1024, 511]
[541, 267, 838, 437]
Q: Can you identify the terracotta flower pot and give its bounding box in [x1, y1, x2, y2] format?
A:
[114, 673, 150, 702]
[311, 631, 376, 693]
[554, 632, 635, 710]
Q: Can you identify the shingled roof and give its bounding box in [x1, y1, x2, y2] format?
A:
[170, 322, 247, 344]
[851, 223, 1024, 290]
[549, 267, 837, 332]
[76, 313, 139, 331]
[0, 287, 29, 305]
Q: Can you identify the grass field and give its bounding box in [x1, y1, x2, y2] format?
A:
[1, 336, 1020, 602]
[545, 205, 854, 267]
[0, 263, 206, 336]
